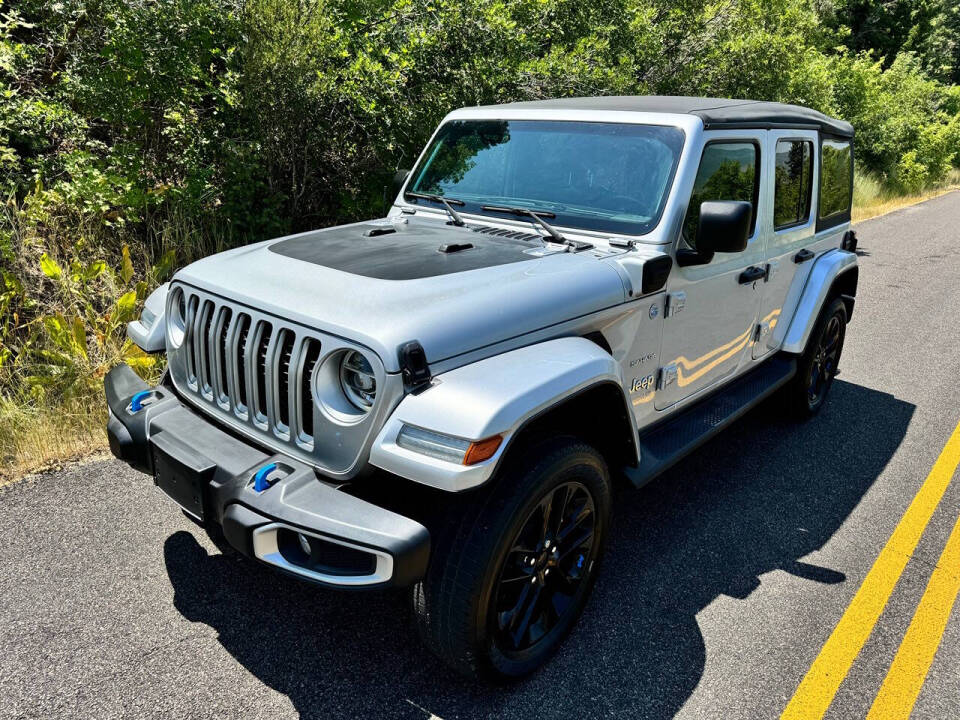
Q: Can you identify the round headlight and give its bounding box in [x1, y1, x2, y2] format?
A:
[339, 351, 376, 411]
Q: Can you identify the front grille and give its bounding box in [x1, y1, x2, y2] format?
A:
[167, 283, 399, 478]
[175, 292, 327, 448]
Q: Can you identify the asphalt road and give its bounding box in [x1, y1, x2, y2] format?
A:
[4, 193, 960, 719]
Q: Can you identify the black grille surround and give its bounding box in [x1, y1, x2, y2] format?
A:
[165, 283, 402, 479]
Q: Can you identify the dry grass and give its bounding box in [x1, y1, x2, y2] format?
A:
[0, 397, 108, 485]
[853, 169, 960, 223]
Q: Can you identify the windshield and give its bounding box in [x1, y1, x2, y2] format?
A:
[407, 120, 685, 236]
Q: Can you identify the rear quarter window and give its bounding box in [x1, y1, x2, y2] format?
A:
[819, 139, 853, 224]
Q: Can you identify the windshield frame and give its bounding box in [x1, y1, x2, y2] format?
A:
[403, 118, 688, 238]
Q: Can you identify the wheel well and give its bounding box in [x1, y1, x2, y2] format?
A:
[502, 382, 638, 476]
[830, 266, 858, 320]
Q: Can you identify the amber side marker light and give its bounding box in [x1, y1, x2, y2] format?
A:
[464, 435, 503, 466]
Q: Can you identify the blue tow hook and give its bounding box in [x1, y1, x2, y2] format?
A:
[253, 463, 279, 493]
[129, 390, 153, 413]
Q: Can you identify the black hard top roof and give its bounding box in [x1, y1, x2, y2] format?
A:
[482, 96, 854, 138]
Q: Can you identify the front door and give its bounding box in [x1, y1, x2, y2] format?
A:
[655, 135, 767, 410]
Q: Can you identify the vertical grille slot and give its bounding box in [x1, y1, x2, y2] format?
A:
[214, 306, 233, 405]
[184, 295, 199, 385]
[253, 321, 273, 423]
[233, 313, 251, 411]
[275, 330, 295, 430]
[298, 339, 322, 440]
[196, 300, 215, 396]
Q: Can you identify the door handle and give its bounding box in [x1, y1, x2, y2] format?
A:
[738, 266, 766, 284]
[794, 248, 815, 264]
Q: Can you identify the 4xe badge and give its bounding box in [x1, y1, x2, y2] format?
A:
[630, 374, 656, 393]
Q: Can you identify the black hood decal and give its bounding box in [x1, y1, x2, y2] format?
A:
[269, 220, 538, 280]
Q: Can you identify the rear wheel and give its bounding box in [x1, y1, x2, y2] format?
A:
[784, 297, 847, 417]
[412, 437, 611, 679]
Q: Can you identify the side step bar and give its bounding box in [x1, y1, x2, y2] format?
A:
[623, 355, 797, 488]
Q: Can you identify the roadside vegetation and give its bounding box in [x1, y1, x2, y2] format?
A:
[2, 0, 960, 476]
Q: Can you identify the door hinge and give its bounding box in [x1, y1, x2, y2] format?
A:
[664, 292, 686, 318]
[765, 260, 778, 282]
[755, 321, 771, 341]
[657, 363, 678, 390]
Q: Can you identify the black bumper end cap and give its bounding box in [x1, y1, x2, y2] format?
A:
[106, 410, 144, 469]
[222, 503, 270, 558]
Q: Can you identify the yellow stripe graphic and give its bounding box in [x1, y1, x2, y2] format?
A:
[781, 419, 960, 720]
[866, 514, 960, 720]
[677, 334, 752, 387]
[674, 326, 754, 371]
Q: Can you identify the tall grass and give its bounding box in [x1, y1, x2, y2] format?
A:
[0, 397, 106, 483]
[853, 169, 960, 222]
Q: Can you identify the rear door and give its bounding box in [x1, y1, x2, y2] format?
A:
[753, 130, 818, 359]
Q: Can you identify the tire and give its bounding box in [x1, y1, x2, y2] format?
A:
[412, 437, 612, 679]
[784, 296, 847, 418]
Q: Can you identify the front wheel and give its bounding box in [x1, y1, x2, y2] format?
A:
[412, 437, 611, 679]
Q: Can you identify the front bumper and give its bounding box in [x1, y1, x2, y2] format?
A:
[105, 363, 429, 588]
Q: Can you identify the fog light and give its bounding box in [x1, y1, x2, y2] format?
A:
[297, 532, 312, 556]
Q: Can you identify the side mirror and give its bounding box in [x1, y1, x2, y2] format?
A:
[696, 200, 752, 254]
[393, 168, 410, 196]
[676, 200, 752, 267]
[384, 169, 411, 209]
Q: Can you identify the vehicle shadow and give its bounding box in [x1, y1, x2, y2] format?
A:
[164, 379, 913, 719]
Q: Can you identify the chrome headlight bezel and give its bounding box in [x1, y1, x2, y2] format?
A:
[166, 286, 187, 349]
[312, 348, 378, 424]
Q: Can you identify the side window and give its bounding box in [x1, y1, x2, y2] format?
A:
[819, 139, 852, 221]
[683, 142, 759, 247]
[773, 140, 814, 229]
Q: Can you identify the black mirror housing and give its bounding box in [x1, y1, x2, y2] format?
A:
[393, 168, 411, 197]
[384, 168, 411, 209]
[695, 200, 752, 254]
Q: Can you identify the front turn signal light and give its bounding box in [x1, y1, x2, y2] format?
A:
[463, 435, 503, 466]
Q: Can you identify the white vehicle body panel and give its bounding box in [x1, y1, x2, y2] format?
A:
[781, 249, 858, 354]
[369, 337, 635, 491]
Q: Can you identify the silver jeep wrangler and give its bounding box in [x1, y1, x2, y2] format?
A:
[106, 96, 858, 679]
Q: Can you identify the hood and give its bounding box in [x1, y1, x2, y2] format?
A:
[173, 217, 630, 372]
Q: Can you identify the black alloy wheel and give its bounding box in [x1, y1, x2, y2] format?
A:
[491, 481, 596, 655]
[412, 437, 611, 679]
[783, 296, 847, 418]
[808, 312, 843, 408]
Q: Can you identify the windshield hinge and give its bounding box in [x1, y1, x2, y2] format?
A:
[665, 291, 686, 318]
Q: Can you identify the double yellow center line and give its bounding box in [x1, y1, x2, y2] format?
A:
[782, 420, 960, 720]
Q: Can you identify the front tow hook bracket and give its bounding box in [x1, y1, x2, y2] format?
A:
[253, 463, 279, 493]
[128, 390, 155, 413]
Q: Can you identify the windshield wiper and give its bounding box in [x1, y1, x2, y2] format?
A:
[481, 204, 593, 251]
[405, 191, 466, 227]
[481, 204, 564, 242]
